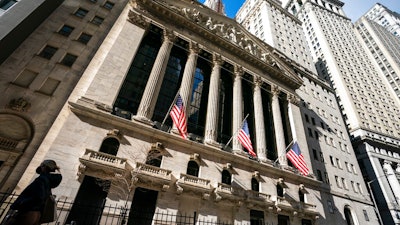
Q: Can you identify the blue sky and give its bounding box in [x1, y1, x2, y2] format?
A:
[198, 0, 400, 22]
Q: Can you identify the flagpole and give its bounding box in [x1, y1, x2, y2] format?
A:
[161, 90, 180, 127]
[223, 114, 249, 150]
[273, 139, 295, 165]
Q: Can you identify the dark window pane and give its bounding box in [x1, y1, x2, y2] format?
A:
[74, 8, 88, 18]
[186, 161, 199, 177]
[0, 0, 17, 10]
[60, 53, 77, 67]
[251, 178, 259, 192]
[103, 1, 114, 10]
[78, 33, 92, 44]
[91, 16, 104, 25]
[221, 170, 231, 185]
[38, 45, 58, 59]
[58, 25, 74, 36]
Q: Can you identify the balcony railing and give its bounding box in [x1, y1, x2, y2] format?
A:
[79, 149, 128, 177]
[134, 162, 172, 186]
[176, 174, 213, 199]
[275, 196, 292, 210]
[299, 202, 317, 214]
[247, 190, 271, 202]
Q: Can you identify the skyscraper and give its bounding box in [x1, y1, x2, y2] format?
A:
[285, 0, 400, 224]
[355, 16, 400, 101]
[237, 0, 378, 224]
[0, 0, 365, 224]
[364, 3, 400, 38]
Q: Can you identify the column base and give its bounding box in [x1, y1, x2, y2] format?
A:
[204, 139, 221, 148]
[132, 115, 153, 125]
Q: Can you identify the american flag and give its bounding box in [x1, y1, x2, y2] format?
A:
[286, 142, 309, 176]
[238, 119, 257, 157]
[170, 94, 187, 139]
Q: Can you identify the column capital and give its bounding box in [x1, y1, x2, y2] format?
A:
[254, 76, 263, 87]
[163, 29, 177, 43]
[287, 94, 301, 106]
[213, 53, 223, 66]
[234, 65, 244, 76]
[128, 10, 150, 29]
[271, 85, 281, 96]
[189, 41, 200, 54]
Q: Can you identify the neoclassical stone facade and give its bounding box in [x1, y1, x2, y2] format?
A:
[6, 0, 375, 225]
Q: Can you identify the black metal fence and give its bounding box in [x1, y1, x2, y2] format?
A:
[0, 192, 255, 225]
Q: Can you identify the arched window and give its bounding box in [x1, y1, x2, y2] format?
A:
[146, 150, 162, 167]
[186, 161, 199, 177]
[277, 184, 284, 197]
[344, 206, 357, 225]
[221, 170, 231, 185]
[99, 137, 119, 156]
[251, 178, 259, 192]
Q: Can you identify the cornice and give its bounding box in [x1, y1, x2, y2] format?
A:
[129, 0, 303, 91]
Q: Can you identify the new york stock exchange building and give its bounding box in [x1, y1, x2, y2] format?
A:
[6, 0, 377, 225]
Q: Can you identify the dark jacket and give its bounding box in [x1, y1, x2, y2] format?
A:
[11, 173, 62, 212]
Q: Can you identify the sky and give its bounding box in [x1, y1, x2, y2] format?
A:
[199, 0, 400, 22]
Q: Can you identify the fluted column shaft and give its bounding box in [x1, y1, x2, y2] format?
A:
[383, 160, 400, 205]
[232, 65, 244, 152]
[171, 42, 199, 133]
[272, 85, 287, 165]
[204, 54, 222, 145]
[253, 77, 267, 160]
[135, 30, 175, 122]
[180, 42, 199, 110]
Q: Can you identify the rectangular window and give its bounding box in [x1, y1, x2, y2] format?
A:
[250, 210, 264, 225]
[312, 149, 318, 160]
[324, 172, 330, 184]
[103, 1, 114, 10]
[60, 53, 77, 67]
[0, 0, 17, 10]
[327, 200, 334, 213]
[13, 69, 38, 87]
[38, 45, 58, 59]
[77, 33, 92, 44]
[37, 78, 60, 95]
[91, 16, 104, 25]
[278, 215, 290, 225]
[74, 8, 88, 18]
[58, 25, 74, 36]
[316, 170, 323, 182]
[363, 209, 369, 221]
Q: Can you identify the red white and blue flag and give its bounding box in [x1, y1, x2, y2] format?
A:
[238, 119, 257, 157]
[286, 142, 309, 176]
[170, 94, 188, 139]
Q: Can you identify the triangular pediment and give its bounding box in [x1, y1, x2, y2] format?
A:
[131, 0, 303, 89]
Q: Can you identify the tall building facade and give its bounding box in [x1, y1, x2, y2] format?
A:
[285, 0, 400, 224]
[355, 16, 400, 101]
[0, 0, 129, 191]
[236, 0, 378, 224]
[364, 3, 400, 38]
[0, 0, 63, 64]
[236, 0, 316, 74]
[0, 0, 379, 225]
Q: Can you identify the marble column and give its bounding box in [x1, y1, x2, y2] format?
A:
[383, 160, 400, 206]
[287, 94, 299, 142]
[204, 54, 222, 146]
[272, 85, 287, 165]
[134, 29, 176, 123]
[171, 42, 199, 134]
[232, 65, 244, 153]
[253, 77, 267, 161]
